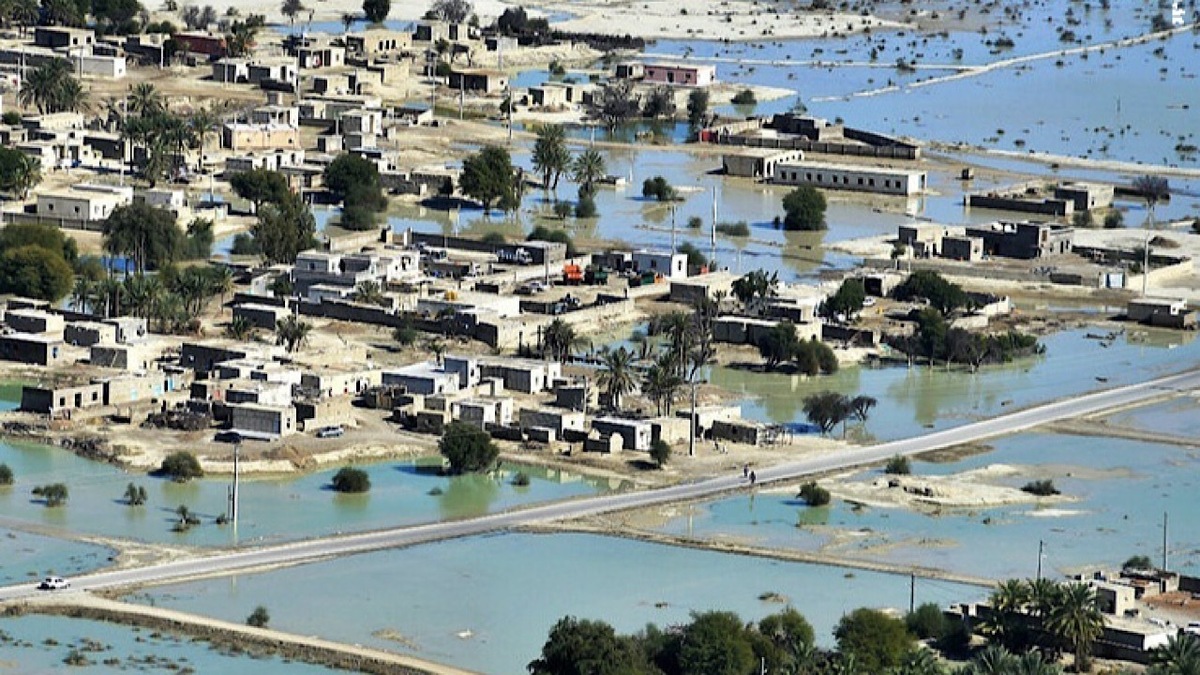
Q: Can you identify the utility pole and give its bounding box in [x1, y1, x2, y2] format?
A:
[1163, 511, 1169, 572]
[670, 204, 677, 252]
[687, 377, 698, 457]
[229, 441, 240, 527]
[909, 573, 916, 614]
[710, 186, 717, 268]
[1036, 539, 1044, 581]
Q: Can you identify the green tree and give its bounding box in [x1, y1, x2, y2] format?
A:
[0, 245, 73, 301]
[362, 0, 389, 22]
[102, 202, 181, 274]
[731, 269, 779, 311]
[1134, 174, 1170, 229]
[247, 605, 270, 628]
[430, 0, 470, 22]
[781, 186, 827, 231]
[834, 607, 914, 673]
[597, 346, 636, 410]
[18, 59, 85, 114]
[757, 321, 799, 368]
[331, 466, 371, 493]
[527, 226, 578, 257]
[460, 145, 517, 212]
[439, 421, 500, 473]
[893, 270, 971, 316]
[641, 357, 683, 416]
[641, 85, 675, 118]
[528, 616, 651, 675]
[649, 438, 671, 468]
[797, 481, 830, 506]
[885, 454, 911, 475]
[802, 391, 852, 435]
[225, 14, 265, 57]
[0, 463, 12, 485]
[275, 315, 312, 353]
[821, 278, 866, 321]
[543, 317, 580, 362]
[1123, 555, 1154, 571]
[0, 147, 41, 198]
[225, 315, 255, 340]
[589, 79, 639, 131]
[280, 0, 305, 31]
[905, 603, 949, 641]
[1045, 582, 1104, 672]
[641, 175, 675, 201]
[1149, 634, 1200, 675]
[230, 169, 291, 213]
[532, 124, 572, 190]
[123, 482, 148, 506]
[571, 149, 606, 196]
[325, 153, 385, 206]
[252, 191, 316, 264]
[158, 451, 203, 482]
[1103, 210, 1124, 229]
[677, 241, 707, 269]
[180, 218, 215, 260]
[758, 607, 815, 672]
[674, 610, 756, 675]
[32, 483, 69, 506]
[687, 88, 710, 127]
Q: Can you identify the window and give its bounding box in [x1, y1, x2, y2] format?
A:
[858, 178, 864, 185]
[805, 172, 812, 181]
[47, 203, 54, 211]
[869, 178, 875, 186]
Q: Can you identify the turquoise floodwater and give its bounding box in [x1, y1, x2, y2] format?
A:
[713, 324, 1199, 441]
[0, 614, 337, 674]
[127, 532, 982, 675]
[1106, 395, 1200, 437]
[0, 444, 616, 548]
[0, 527, 113, 586]
[658, 427, 1200, 582]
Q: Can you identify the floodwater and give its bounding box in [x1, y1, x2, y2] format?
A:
[127, 532, 982, 675]
[656, 423, 1200, 582]
[0, 527, 114, 586]
[0, 613, 337, 674]
[0, 441, 616, 548]
[711, 324, 1199, 440]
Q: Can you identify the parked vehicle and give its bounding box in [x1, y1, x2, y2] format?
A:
[317, 425, 344, 438]
[38, 577, 70, 590]
[498, 247, 533, 265]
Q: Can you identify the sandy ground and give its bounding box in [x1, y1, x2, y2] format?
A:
[822, 463, 1075, 510]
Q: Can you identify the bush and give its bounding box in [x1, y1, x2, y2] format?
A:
[439, 421, 500, 473]
[157, 451, 203, 482]
[781, 186, 827, 231]
[905, 603, 949, 640]
[511, 471, 531, 486]
[1021, 479, 1060, 496]
[247, 606, 270, 628]
[678, 242, 708, 269]
[884, 455, 911, 475]
[124, 482, 148, 506]
[0, 462, 11, 485]
[1123, 555, 1154, 571]
[641, 176, 675, 201]
[731, 88, 757, 105]
[1071, 210, 1094, 228]
[528, 225, 578, 257]
[650, 438, 671, 468]
[553, 201, 573, 220]
[392, 321, 419, 346]
[480, 231, 507, 246]
[32, 483, 68, 506]
[230, 233, 261, 256]
[1103, 211, 1124, 229]
[0, 111, 20, 126]
[686, 216, 703, 229]
[797, 481, 830, 506]
[575, 194, 598, 218]
[715, 221, 750, 237]
[331, 466, 371, 493]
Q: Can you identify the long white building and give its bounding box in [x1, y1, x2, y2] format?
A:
[771, 160, 926, 196]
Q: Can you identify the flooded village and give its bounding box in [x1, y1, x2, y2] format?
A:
[0, 0, 1199, 673]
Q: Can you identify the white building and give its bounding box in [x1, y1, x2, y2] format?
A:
[36, 184, 133, 222]
[632, 249, 688, 279]
[772, 161, 927, 196]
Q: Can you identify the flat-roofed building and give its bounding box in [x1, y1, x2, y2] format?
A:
[773, 160, 926, 196]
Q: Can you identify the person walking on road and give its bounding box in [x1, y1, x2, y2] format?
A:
[749, 471, 756, 486]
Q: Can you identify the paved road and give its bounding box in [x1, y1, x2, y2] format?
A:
[4, 369, 1197, 603]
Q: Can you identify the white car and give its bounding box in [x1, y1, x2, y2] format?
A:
[317, 425, 344, 438]
[38, 576, 70, 590]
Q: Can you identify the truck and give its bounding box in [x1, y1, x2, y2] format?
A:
[498, 247, 533, 265]
[562, 263, 584, 285]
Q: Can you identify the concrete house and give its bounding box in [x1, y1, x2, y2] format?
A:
[230, 403, 297, 440]
[478, 357, 561, 394]
[643, 63, 715, 87]
[448, 68, 508, 95]
[773, 161, 926, 196]
[382, 362, 460, 395]
[34, 26, 95, 49]
[233, 303, 291, 330]
[1127, 297, 1197, 329]
[6, 309, 65, 335]
[20, 382, 104, 417]
[0, 334, 63, 365]
[519, 407, 586, 437]
[221, 123, 300, 152]
[345, 28, 412, 59]
[964, 221, 1074, 259]
[592, 417, 653, 452]
[529, 84, 569, 108]
[722, 148, 804, 179]
[90, 339, 169, 371]
[36, 184, 133, 222]
[452, 397, 514, 428]
[65, 321, 117, 346]
[632, 250, 688, 279]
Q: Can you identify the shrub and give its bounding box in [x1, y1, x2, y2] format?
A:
[715, 221, 750, 237]
[731, 88, 757, 105]
[1123, 555, 1154, 571]
[686, 216, 703, 229]
[230, 233, 261, 256]
[32, 483, 68, 506]
[439, 421, 500, 473]
[157, 451, 203, 482]
[247, 606, 270, 628]
[331, 466, 371, 493]
[392, 321, 419, 346]
[884, 455, 911, 475]
[797, 481, 830, 506]
[650, 439, 671, 468]
[0, 462, 12, 485]
[781, 186, 827, 231]
[124, 482, 148, 506]
[905, 603, 949, 640]
[1021, 479, 1060, 496]
[480, 231, 507, 246]
[641, 176, 675, 201]
[1071, 210, 1094, 228]
[1103, 211, 1124, 229]
[511, 471, 531, 486]
[575, 194, 598, 218]
[528, 225, 578, 257]
[553, 201, 573, 220]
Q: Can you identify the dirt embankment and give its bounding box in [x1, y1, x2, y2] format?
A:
[6, 595, 477, 675]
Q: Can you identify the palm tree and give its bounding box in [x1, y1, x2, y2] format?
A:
[281, 0, 306, 33]
[982, 578, 1034, 652]
[597, 346, 636, 410]
[340, 12, 356, 35]
[1150, 634, 1200, 674]
[542, 317, 580, 362]
[152, 291, 186, 333]
[960, 645, 1020, 675]
[892, 648, 946, 675]
[571, 149, 606, 196]
[42, 0, 83, 26]
[225, 316, 255, 340]
[96, 276, 123, 318]
[424, 338, 446, 365]
[641, 355, 683, 416]
[19, 59, 75, 114]
[128, 82, 164, 116]
[3, 154, 41, 199]
[352, 280, 386, 306]
[212, 266, 235, 314]
[1044, 582, 1104, 673]
[275, 315, 312, 353]
[9, 0, 39, 35]
[70, 277, 94, 314]
[188, 105, 223, 174]
[532, 124, 571, 189]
